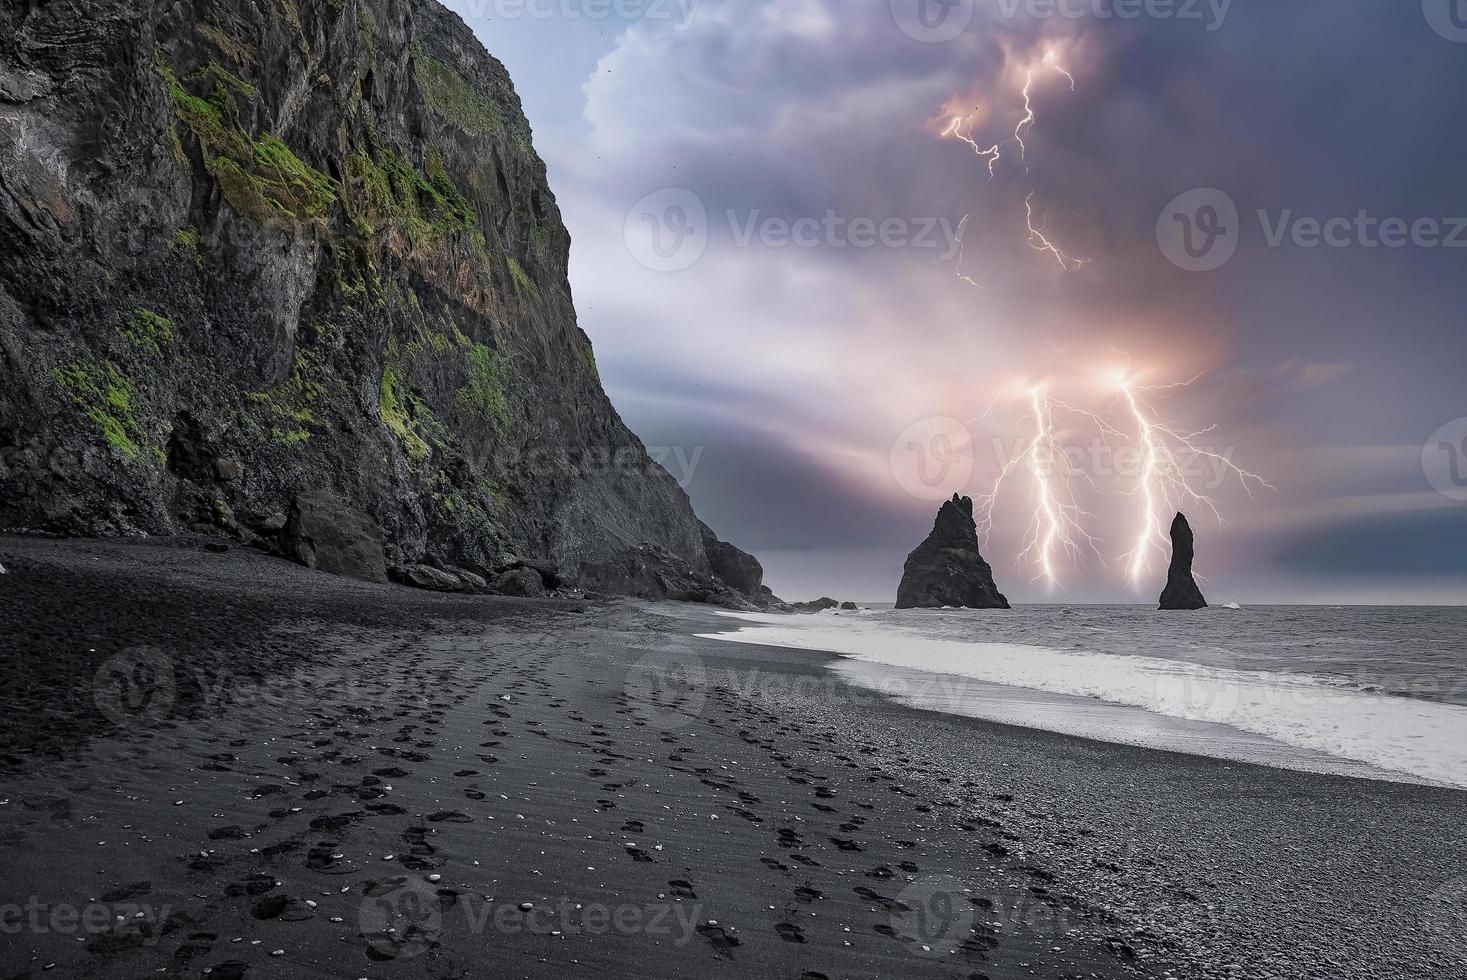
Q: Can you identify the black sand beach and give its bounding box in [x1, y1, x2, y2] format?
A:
[0, 537, 1463, 979]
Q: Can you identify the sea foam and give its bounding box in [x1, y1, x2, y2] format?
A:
[701, 612, 1467, 789]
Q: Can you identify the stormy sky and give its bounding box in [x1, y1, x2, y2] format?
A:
[445, 0, 1467, 603]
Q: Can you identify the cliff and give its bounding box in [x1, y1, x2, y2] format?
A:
[895, 494, 1010, 610]
[0, 0, 761, 597]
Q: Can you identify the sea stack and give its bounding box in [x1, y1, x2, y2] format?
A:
[1159, 512, 1208, 610]
[895, 494, 1011, 610]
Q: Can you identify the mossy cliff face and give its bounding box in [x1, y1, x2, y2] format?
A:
[0, 0, 745, 590]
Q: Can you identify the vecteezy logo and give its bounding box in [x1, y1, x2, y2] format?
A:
[890, 0, 976, 43]
[892, 876, 977, 956]
[623, 651, 708, 730]
[1424, 418, 1467, 502]
[889, 417, 975, 502]
[359, 876, 443, 961]
[94, 646, 176, 727]
[625, 188, 709, 272]
[1423, 0, 1467, 42]
[1156, 188, 1240, 272]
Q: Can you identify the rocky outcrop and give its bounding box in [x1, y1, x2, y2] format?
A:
[792, 597, 840, 614]
[578, 543, 755, 610]
[895, 494, 1010, 610]
[700, 522, 764, 596]
[1159, 512, 1208, 611]
[281, 490, 387, 584]
[0, 0, 757, 598]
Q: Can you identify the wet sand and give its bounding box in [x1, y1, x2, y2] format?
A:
[0, 536, 1463, 979]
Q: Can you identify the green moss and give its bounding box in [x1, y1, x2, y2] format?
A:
[506, 256, 538, 297]
[197, 61, 259, 99]
[356, 5, 377, 53]
[247, 347, 325, 445]
[529, 223, 551, 257]
[344, 143, 481, 250]
[455, 343, 509, 429]
[327, 238, 379, 303]
[276, 0, 305, 46]
[380, 362, 430, 462]
[196, 23, 256, 68]
[52, 361, 148, 462]
[414, 56, 500, 136]
[166, 123, 188, 167]
[124, 308, 174, 356]
[159, 56, 337, 230]
[170, 226, 203, 267]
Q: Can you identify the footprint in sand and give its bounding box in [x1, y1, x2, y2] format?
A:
[774, 922, 807, 943]
[667, 879, 697, 899]
[172, 931, 217, 961]
[854, 886, 910, 913]
[695, 923, 741, 958]
[224, 873, 279, 897]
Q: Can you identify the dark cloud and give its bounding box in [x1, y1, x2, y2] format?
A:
[483, 0, 1467, 601]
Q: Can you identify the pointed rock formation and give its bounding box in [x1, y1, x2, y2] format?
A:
[896, 495, 1010, 610]
[1159, 512, 1208, 610]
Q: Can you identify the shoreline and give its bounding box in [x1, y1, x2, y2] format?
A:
[699, 606, 1467, 791]
[1, 537, 1462, 978]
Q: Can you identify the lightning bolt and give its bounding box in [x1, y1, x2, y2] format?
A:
[977, 385, 1103, 588]
[936, 56, 1088, 283]
[952, 214, 985, 288]
[1115, 372, 1275, 586]
[941, 112, 1006, 178]
[1026, 192, 1089, 271]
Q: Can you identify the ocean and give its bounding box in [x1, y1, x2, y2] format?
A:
[702, 605, 1467, 790]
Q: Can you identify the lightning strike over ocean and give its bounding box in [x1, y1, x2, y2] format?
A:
[977, 385, 1103, 588]
[1114, 371, 1276, 587]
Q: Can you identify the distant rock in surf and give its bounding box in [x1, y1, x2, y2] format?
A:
[895, 494, 1010, 610]
[1159, 512, 1208, 611]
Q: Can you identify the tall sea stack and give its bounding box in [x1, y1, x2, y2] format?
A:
[895, 494, 1010, 610]
[1159, 512, 1208, 610]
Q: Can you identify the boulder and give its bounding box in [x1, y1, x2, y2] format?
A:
[492, 567, 547, 598]
[895, 494, 1010, 610]
[792, 597, 840, 614]
[699, 522, 765, 596]
[1159, 512, 1208, 611]
[392, 563, 467, 593]
[281, 491, 388, 584]
[456, 569, 489, 592]
[839, 601, 858, 611]
[496, 557, 563, 591]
